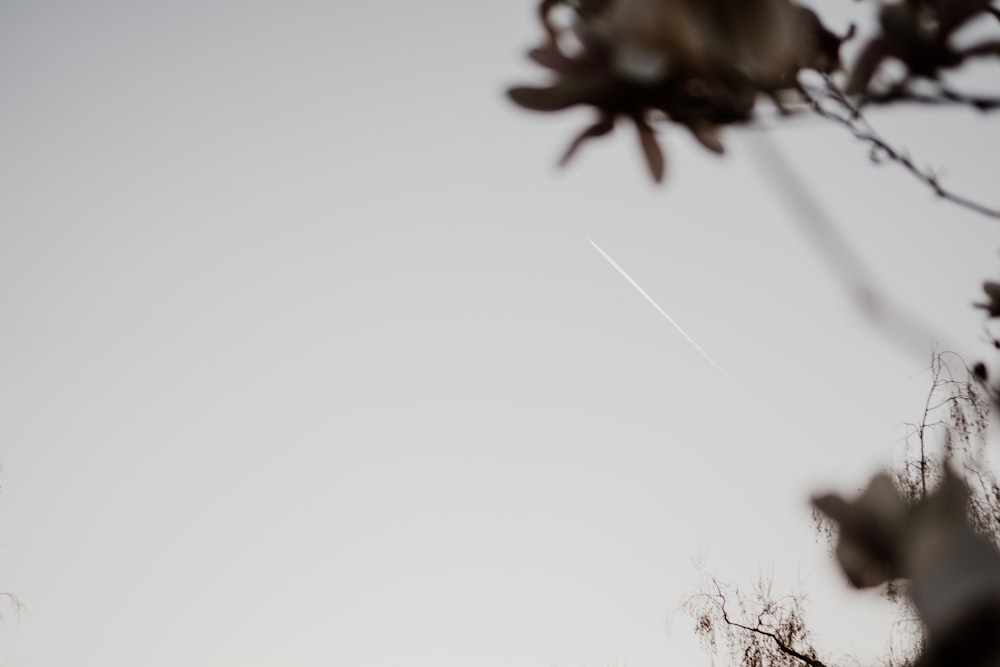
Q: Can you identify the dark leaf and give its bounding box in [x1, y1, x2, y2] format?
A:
[528, 44, 575, 72]
[847, 39, 889, 95]
[934, 0, 995, 37]
[687, 121, 724, 154]
[508, 78, 609, 112]
[559, 115, 615, 166]
[975, 281, 1000, 317]
[507, 85, 576, 111]
[635, 119, 665, 183]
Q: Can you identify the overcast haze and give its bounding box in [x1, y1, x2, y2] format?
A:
[2, 2, 1000, 666]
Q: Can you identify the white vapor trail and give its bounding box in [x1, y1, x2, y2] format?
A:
[588, 238, 784, 432]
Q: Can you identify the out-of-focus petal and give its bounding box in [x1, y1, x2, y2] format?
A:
[688, 121, 724, 154]
[635, 119, 665, 182]
[813, 474, 908, 588]
[975, 281, 1000, 317]
[559, 115, 617, 165]
[528, 44, 577, 72]
[507, 80, 606, 111]
[911, 529, 1000, 639]
[847, 39, 889, 95]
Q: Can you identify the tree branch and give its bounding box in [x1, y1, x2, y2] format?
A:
[703, 578, 832, 667]
[800, 79, 1000, 221]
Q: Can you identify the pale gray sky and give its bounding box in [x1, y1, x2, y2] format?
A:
[1, 2, 999, 666]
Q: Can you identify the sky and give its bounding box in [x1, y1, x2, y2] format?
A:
[1, 2, 1000, 666]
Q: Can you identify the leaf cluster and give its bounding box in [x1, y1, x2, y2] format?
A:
[508, 0, 1000, 197]
[508, 0, 847, 181]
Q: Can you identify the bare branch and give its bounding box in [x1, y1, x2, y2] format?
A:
[801, 79, 1000, 221]
[711, 589, 830, 667]
[686, 573, 834, 667]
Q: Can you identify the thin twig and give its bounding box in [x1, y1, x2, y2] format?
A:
[709, 579, 831, 667]
[801, 80, 1000, 221]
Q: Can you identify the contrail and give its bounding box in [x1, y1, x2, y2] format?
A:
[588, 238, 784, 432]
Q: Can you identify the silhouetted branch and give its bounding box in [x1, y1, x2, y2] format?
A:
[712, 597, 829, 667]
[688, 576, 832, 667]
[800, 79, 1000, 221]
